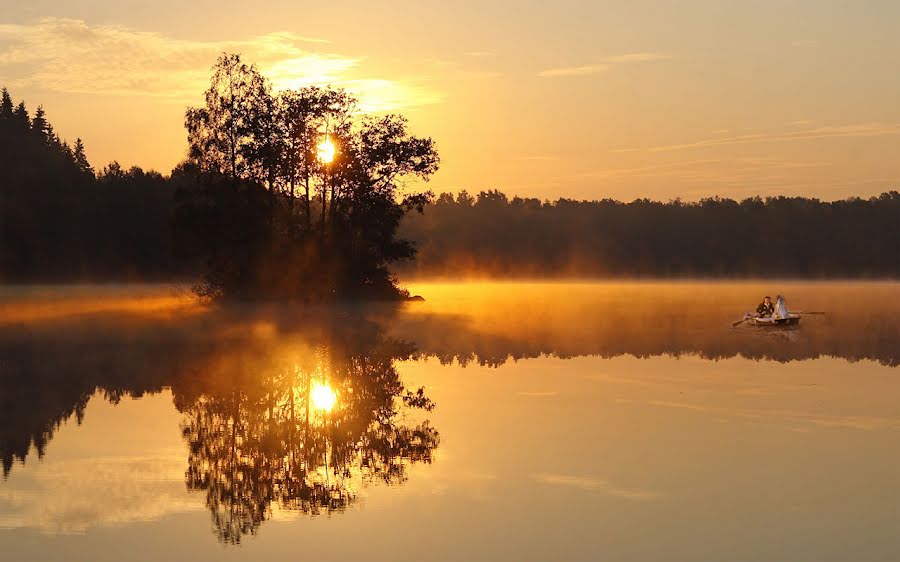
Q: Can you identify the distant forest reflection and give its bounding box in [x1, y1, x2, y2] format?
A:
[0, 282, 897, 541]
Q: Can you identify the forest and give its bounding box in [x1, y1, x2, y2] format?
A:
[0, 87, 185, 281]
[1, 71, 897, 290]
[0, 53, 440, 301]
[400, 189, 899, 278]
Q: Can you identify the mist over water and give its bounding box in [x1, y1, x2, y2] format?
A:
[2, 281, 897, 364]
[0, 281, 898, 561]
[398, 281, 900, 365]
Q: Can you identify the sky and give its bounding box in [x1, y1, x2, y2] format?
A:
[1, 0, 898, 201]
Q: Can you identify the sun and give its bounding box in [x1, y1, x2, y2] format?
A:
[310, 381, 337, 412]
[317, 137, 336, 164]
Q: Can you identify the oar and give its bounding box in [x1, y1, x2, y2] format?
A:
[732, 316, 750, 327]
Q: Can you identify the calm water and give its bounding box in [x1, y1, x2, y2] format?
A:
[1, 282, 898, 561]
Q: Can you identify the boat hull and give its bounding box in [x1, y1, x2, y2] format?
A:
[749, 314, 801, 327]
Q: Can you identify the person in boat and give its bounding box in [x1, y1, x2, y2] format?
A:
[755, 296, 774, 318]
[773, 295, 789, 319]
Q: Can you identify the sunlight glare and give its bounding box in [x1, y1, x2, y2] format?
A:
[317, 137, 336, 164]
[311, 381, 337, 412]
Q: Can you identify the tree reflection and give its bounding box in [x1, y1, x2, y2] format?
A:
[2, 283, 896, 491]
[175, 332, 439, 544]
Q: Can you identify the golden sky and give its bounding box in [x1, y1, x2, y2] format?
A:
[1, 0, 898, 200]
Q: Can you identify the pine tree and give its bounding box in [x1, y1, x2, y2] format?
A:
[12, 102, 29, 131]
[73, 138, 94, 176]
[99, 160, 123, 181]
[0, 88, 13, 119]
[31, 105, 48, 141]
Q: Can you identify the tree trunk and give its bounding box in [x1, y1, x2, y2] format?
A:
[304, 175, 312, 231]
[320, 169, 328, 237]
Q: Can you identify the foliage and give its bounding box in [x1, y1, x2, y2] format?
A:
[0, 87, 182, 281]
[180, 53, 440, 301]
[400, 190, 900, 277]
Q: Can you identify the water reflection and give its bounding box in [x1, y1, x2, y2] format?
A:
[0, 282, 897, 548]
[398, 281, 900, 366]
[175, 334, 438, 543]
[0, 314, 439, 543]
[2, 283, 897, 479]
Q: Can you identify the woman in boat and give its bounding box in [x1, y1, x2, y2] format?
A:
[773, 295, 789, 319]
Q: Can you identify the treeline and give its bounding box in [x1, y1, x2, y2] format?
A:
[1, 83, 897, 285]
[0, 87, 189, 281]
[1, 52, 440, 300]
[400, 190, 900, 277]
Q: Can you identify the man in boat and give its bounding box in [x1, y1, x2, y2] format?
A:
[755, 296, 774, 318]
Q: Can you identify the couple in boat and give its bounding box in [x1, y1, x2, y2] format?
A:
[747, 295, 791, 322]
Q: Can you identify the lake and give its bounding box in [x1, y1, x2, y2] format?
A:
[1, 281, 898, 561]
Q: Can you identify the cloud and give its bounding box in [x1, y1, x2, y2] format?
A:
[0, 453, 201, 534]
[565, 157, 831, 183]
[538, 52, 670, 78]
[538, 64, 610, 78]
[643, 399, 900, 431]
[535, 473, 660, 501]
[0, 18, 442, 111]
[553, 156, 867, 198]
[605, 52, 672, 63]
[518, 155, 561, 162]
[632, 123, 900, 153]
[340, 79, 446, 113]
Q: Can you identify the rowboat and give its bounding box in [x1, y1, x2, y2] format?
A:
[732, 296, 820, 327]
[748, 314, 801, 327]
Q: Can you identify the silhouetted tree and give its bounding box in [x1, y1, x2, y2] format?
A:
[179, 53, 439, 301]
[277, 87, 355, 228]
[12, 102, 29, 131]
[72, 138, 93, 177]
[0, 88, 12, 118]
[185, 53, 272, 184]
[30, 105, 48, 142]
